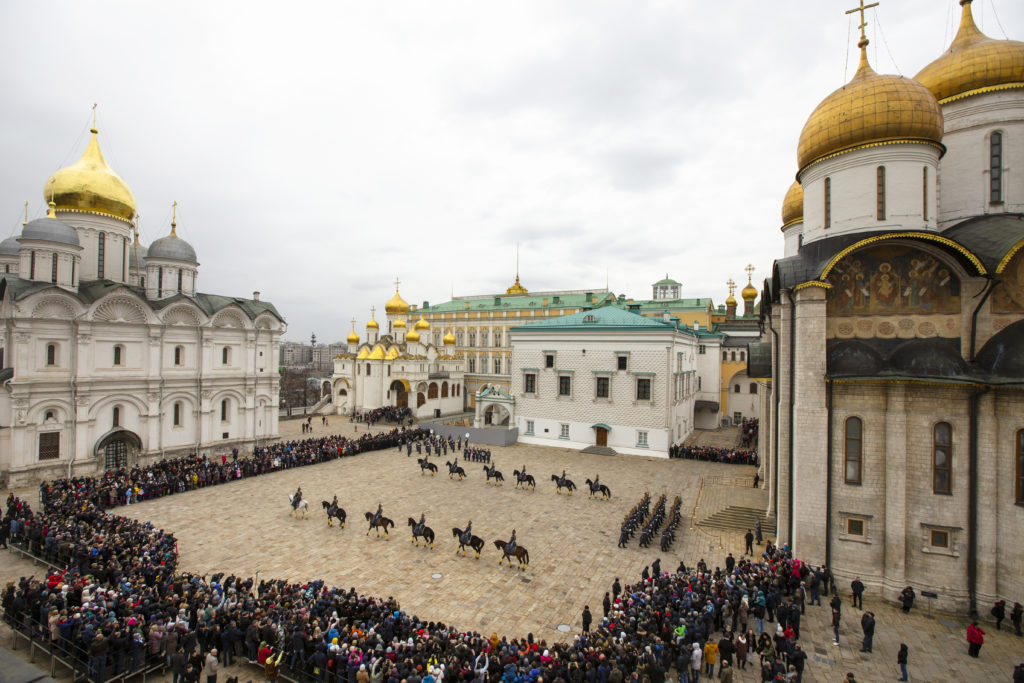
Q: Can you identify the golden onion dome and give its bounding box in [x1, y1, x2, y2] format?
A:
[347, 330, 360, 344]
[443, 330, 456, 345]
[366, 315, 379, 330]
[797, 47, 943, 171]
[915, 1, 1024, 103]
[781, 181, 803, 228]
[415, 316, 430, 330]
[405, 329, 420, 342]
[393, 318, 407, 328]
[725, 294, 738, 307]
[385, 288, 410, 314]
[46, 129, 136, 222]
[741, 281, 758, 301]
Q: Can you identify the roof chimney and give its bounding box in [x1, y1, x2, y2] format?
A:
[252, 291, 260, 301]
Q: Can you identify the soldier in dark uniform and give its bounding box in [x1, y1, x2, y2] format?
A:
[371, 502, 383, 527]
[292, 487, 303, 510]
[505, 529, 517, 556]
[460, 520, 472, 546]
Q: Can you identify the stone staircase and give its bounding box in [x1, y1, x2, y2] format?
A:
[580, 445, 618, 456]
[683, 426, 740, 449]
[699, 505, 776, 536]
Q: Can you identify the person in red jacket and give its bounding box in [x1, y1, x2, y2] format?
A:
[967, 621, 985, 658]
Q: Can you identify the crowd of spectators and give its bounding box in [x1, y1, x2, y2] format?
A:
[2, 426, 828, 683]
[740, 419, 758, 449]
[668, 445, 758, 467]
[354, 407, 413, 426]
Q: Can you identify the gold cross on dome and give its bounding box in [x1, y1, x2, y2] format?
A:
[745, 264, 756, 284]
[351, 318, 356, 330]
[846, 0, 879, 44]
[394, 277, 401, 292]
[727, 279, 736, 297]
[370, 306, 376, 318]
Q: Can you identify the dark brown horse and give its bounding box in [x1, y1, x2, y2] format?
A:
[321, 501, 346, 527]
[408, 517, 435, 548]
[451, 527, 484, 558]
[364, 511, 394, 538]
[551, 474, 576, 495]
[417, 458, 438, 475]
[493, 539, 530, 570]
[483, 465, 504, 486]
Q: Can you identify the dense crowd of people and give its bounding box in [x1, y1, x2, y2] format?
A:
[740, 419, 758, 449]
[668, 444, 759, 467]
[354, 406, 413, 426]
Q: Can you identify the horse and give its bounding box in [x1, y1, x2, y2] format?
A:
[364, 511, 394, 538]
[584, 478, 612, 499]
[493, 539, 530, 570]
[445, 460, 467, 480]
[513, 469, 536, 490]
[551, 474, 576, 495]
[483, 465, 504, 486]
[417, 458, 438, 476]
[451, 527, 485, 558]
[321, 501, 346, 528]
[407, 518, 435, 548]
[289, 495, 309, 518]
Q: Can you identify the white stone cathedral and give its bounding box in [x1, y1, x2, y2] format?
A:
[755, 1, 1024, 615]
[0, 125, 284, 485]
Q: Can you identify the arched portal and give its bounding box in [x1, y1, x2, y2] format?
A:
[322, 381, 331, 397]
[483, 403, 511, 426]
[390, 380, 409, 408]
[95, 429, 142, 472]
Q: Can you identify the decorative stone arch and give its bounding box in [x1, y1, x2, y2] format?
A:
[389, 379, 409, 408]
[212, 307, 250, 329]
[162, 304, 204, 327]
[92, 296, 149, 324]
[95, 428, 143, 471]
[88, 393, 149, 421]
[473, 385, 515, 428]
[29, 400, 73, 425]
[254, 312, 282, 331]
[31, 296, 77, 320]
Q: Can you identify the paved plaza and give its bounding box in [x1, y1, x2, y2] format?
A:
[2, 417, 1023, 682]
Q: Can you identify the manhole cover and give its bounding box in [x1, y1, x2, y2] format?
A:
[431, 573, 443, 579]
[556, 625, 571, 633]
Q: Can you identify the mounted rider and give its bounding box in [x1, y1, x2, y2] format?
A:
[329, 494, 339, 514]
[292, 486, 303, 509]
[558, 469, 567, 487]
[371, 502, 383, 526]
[413, 512, 426, 536]
[460, 520, 472, 545]
[505, 529, 517, 556]
[518, 465, 527, 482]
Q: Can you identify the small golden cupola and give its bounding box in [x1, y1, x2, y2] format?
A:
[415, 316, 430, 330]
[46, 126, 137, 222]
[346, 320, 360, 345]
[393, 318, 407, 329]
[797, 33, 943, 172]
[915, 0, 1024, 103]
[781, 181, 803, 229]
[366, 311, 379, 330]
[385, 280, 410, 315]
[405, 328, 420, 343]
[443, 330, 456, 345]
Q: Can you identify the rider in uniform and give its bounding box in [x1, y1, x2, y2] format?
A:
[461, 520, 472, 545]
[414, 512, 425, 536]
[559, 469, 567, 487]
[506, 529, 517, 556]
[372, 502, 383, 526]
[293, 486, 303, 509]
[330, 494, 339, 513]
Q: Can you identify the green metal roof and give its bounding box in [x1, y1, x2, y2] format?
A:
[624, 297, 712, 311]
[652, 276, 681, 286]
[419, 290, 617, 313]
[510, 305, 679, 332]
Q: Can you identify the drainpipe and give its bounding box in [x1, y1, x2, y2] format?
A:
[825, 379, 834, 568]
[67, 320, 79, 480]
[196, 327, 203, 456]
[969, 277, 997, 361]
[769, 322, 780, 523]
[968, 385, 989, 619]
[785, 289, 796, 546]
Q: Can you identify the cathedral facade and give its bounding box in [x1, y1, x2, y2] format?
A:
[754, 1, 1024, 614]
[0, 127, 284, 485]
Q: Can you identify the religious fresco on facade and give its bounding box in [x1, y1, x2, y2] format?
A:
[826, 244, 961, 340]
[992, 248, 1024, 314]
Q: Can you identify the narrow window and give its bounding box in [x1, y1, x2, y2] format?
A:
[524, 373, 536, 393]
[30, 250, 35, 279]
[221, 399, 228, 422]
[740, 351, 745, 362]
[824, 177, 832, 228]
[596, 376, 609, 399]
[545, 354, 554, 368]
[750, 383, 757, 394]
[723, 351, 728, 361]
[844, 416, 862, 484]
[493, 358, 500, 374]
[97, 232, 105, 278]
[876, 166, 886, 220]
[617, 356, 628, 371]
[558, 376, 571, 396]
[560, 423, 569, 439]
[922, 166, 928, 221]
[112, 406, 120, 427]
[177, 269, 183, 293]
[222, 347, 229, 365]
[734, 384, 740, 393]
[46, 343, 56, 366]
[1016, 429, 1024, 505]
[468, 358, 475, 373]
[38, 432, 60, 460]
[636, 378, 651, 401]
[731, 351, 736, 362]
[51, 253, 58, 283]
[525, 420, 534, 435]
[173, 402, 181, 427]
[158, 268, 163, 294]
[637, 431, 648, 447]
[933, 422, 952, 494]
[113, 345, 122, 366]
[174, 346, 183, 366]
[991, 131, 1003, 203]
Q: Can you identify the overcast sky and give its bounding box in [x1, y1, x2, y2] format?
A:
[2, 1, 1021, 343]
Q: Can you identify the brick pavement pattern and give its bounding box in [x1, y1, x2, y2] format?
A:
[2, 418, 1022, 682]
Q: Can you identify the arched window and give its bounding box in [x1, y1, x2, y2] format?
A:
[221, 399, 229, 422]
[456, 330, 464, 346]
[113, 345, 123, 366]
[158, 267, 163, 293]
[173, 402, 182, 427]
[441, 382, 449, 398]
[734, 384, 740, 393]
[222, 347, 230, 365]
[740, 351, 746, 362]
[480, 330, 488, 346]
[731, 351, 736, 362]
[112, 406, 120, 428]
[30, 250, 35, 279]
[177, 269, 183, 293]
[723, 351, 728, 361]
[174, 346, 183, 366]
[844, 417, 862, 485]
[366, 363, 371, 376]
[97, 232, 106, 278]
[824, 177, 832, 228]
[51, 253, 58, 283]
[45, 410, 55, 421]
[1016, 429, 1024, 505]
[749, 383, 757, 394]
[428, 383, 438, 399]
[876, 166, 886, 220]
[933, 422, 952, 494]
[922, 166, 929, 221]
[991, 131, 1003, 203]
[46, 343, 57, 366]
[468, 331, 476, 347]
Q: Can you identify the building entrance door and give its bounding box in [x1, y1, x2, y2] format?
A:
[595, 427, 608, 447]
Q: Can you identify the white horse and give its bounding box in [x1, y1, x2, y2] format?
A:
[289, 495, 309, 518]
